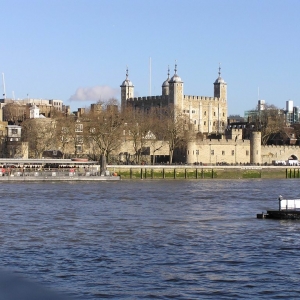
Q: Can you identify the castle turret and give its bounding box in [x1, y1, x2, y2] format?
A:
[169, 63, 183, 110]
[30, 104, 40, 119]
[214, 64, 227, 101]
[120, 67, 134, 112]
[162, 66, 170, 96]
[250, 131, 261, 165]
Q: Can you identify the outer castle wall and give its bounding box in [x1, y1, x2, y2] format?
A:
[261, 145, 300, 164]
[187, 129, 300, 165]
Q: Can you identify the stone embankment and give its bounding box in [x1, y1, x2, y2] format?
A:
[108, 165, 300, 179]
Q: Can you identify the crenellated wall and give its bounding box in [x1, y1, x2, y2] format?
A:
[261, 145, 300, 164]
[187, 138, 250, 165]
[187, 132, 300, 165]
[121, 69, 228, 134]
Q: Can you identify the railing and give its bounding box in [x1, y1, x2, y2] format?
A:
[0, 168, 102, 178]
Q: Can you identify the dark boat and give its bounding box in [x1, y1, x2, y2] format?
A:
[257, 195, 300, 220]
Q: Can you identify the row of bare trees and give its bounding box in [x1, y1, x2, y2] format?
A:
[20, 100, 192, 164]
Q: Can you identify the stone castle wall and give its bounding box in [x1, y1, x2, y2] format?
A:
[187, 132, 300, 165]
[261, 145, 300, 164]
[187, 138, 251, 165]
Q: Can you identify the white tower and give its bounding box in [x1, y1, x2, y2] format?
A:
[30, 105, 40, 119]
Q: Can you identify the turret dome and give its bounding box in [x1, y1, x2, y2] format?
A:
[120, 67, 134, 87]
[162, 66, 170, 87]
[169, 63, 182, 83]
[121, 78, 133, 87]
[214, 76, 225, 84]
[214, 64, 226, 84]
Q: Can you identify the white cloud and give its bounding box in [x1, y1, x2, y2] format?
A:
[69, 85, 119, 102]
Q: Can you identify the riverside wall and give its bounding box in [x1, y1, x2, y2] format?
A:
[107, 165, 300, 179]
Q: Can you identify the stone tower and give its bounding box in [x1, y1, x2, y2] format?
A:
[250, 131, 261, 165]
[214, 65, 227, 101]
[120, 67, 134, 112]
[168, 63, 184, 110]
[30, 105, 40, 119]
[162, 66, 170, 96]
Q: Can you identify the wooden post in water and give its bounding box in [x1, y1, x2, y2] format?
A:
[196, 168, 198, 179]
[130, 168, 132, 179]
[174, 168, 176, 179]
[212, 169, 214, 178]
[185, 168, 187, 179]
[163, 168, 165, 179]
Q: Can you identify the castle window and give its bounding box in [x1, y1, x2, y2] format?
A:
[214, 112, 216, 116]
[232, 150, 234, 156]
[194, 120, 197, 124]
[211, 150, 214, 155]
[222, 151, 225, 155]
[204, 111, 206, 116]
[192, 110, 195, 113]
[75, 124, 83, 132]
[76, 145, 83, 153]
[223, 113, 225, 117]
[76, 135, 83, 144]
[246, 150, 249, 156]
[183, 110, 185, 113]
[204, 121, 206, 125]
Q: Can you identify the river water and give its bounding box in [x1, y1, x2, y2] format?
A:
[0, 179, 300, 299]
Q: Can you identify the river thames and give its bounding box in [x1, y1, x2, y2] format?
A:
[0, 179, 300, 299]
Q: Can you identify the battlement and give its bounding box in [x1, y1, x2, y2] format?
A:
[184, 95, 219, 101]
[263, 145, 300, 150]
[127, 95, 168, 102]
[194, 139, 250, 146]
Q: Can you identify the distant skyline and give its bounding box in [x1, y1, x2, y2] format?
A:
[1, 0, 300, 116]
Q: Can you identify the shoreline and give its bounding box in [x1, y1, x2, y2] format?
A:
[107, 165, 300, 180]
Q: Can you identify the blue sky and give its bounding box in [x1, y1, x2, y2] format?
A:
[1, 0, 300, 115]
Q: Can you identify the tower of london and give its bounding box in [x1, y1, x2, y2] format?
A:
[120, 64, 228, 134]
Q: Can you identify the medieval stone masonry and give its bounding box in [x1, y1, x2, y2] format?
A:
[120, 64, 228, 134]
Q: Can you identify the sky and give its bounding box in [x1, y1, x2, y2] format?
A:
[1, 0, 300, 116]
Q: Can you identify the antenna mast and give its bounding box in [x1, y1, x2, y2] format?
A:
[2, 73, 6, 99]
[149, 57, 152, 96]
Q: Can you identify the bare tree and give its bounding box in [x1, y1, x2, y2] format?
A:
[121, 107, 157, 164]
[86, 100, 123, 166]
[159, 106, 191, 164]
[54, 115, 77, 158]
[3, 102, 26, 123]
[252, 104, 286, 145]
[22, 119, 56, 158]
